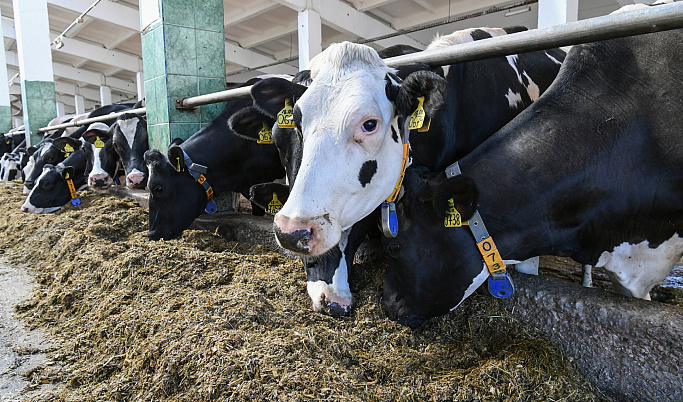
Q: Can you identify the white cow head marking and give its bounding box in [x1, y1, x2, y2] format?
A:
[270, 42, 446, 256]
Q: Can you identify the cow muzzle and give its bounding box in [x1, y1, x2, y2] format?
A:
[307, 280, 352, 317]
[89, 173, 112, 190]
[273, 213, 338, 256]
[126, 170, 146, 189]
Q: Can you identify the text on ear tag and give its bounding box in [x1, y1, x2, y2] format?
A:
[476, 237, 507, 275]
[63, 143, 74, 157]
[258, 122, 273, 144]
[266, 193, 283, 215]
[409, 96, 426, 130]
[417, 117, 431, 133]
[444, 198, 463, 227]
[94, 137, 105, 148]
[174, 157, 182, 173]
[277, 99, 295, 128]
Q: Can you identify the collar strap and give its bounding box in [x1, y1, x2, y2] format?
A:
[181, 150, 217, 214]
[444, 161, 513, 298]
[63, 172, 81, 207]
[386, 142, 410, 203]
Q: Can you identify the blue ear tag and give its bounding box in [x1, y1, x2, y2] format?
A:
[381, 201, 398, 238]
[205, 199, 217, 214]
[488, 272, 514, 298]
[71, 198, 81, 206]
[114, 176, 120, 185]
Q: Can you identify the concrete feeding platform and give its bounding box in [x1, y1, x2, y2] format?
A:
[111, 187, 683, 400]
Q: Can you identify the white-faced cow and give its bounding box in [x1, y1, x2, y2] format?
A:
[261, 28, 564, 257]
[81, 122, 119, 191]
[21, 147, 87, 214]
[242, 29, 565, 315]
[144, 79, 286, 241]
[381, 27, 683, 328]
[111, 113, 149, 189]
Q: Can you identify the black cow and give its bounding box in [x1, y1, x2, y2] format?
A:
[21, 147, 87, 214]
[237, 28, 565, 315]
[381, 28, 683, 328]
[144, 81, 285, 241]
[111, 113, 149, 189]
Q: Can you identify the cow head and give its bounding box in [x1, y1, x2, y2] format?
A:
[112, 113, 149, 189]
[249, 42, 445, 256]
[144, 146, 208, 241]
[82, 123, 118, 191]
[23, 136, 81, 189]
[21, 164, 79, 214]
[381, 167, 488, 328]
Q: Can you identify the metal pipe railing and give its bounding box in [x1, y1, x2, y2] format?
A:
[385, 2, 683, 68]
[174, 3, 683, 110]
[37, 107, 146, 133]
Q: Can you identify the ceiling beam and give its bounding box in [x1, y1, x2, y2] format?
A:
[224, 1, 279, 26]
[390, 0, 507, 30]
[46, 0, 139, 32]
[63, 15, 94, 37]
[224, 42, 299, 75]
[104, 31, 138, 50]
[239, 20, 298, 48]
[350, 0, 398, 12]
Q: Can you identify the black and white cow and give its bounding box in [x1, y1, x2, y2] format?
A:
[381, 27, 683, 328]
[144, 81, 285, 241]
[111, 113, 149, 189]
[21, 147, 87, 214]
[239, 30, 565, 314]
[260, 28, 564, 257]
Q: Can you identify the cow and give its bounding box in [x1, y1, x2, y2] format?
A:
[144, 80, 286, 241]
[21, 147, 87, 214]
[111, 113, 149, 189]
[251, 28, 565, 258]
[81, 122, 118, 191]
[0, 152, 21, 181]
[238, 30, 565, 315]
[380, 27, 683, 328]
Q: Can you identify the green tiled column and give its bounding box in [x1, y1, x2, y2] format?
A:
[140, 0, 227, 152]
[21, 81, 56, 144]
[0, 106, 11, 133]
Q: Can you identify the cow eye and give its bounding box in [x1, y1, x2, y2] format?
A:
[386, 243, 401, 255]
[362, 120, 378, 133]
[152, 184, 164, 198]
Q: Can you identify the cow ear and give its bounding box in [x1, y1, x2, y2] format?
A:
[52, 137, 82, 153]
[251, 78, 307, 118]
[27, 146, 38, 156]
[432, 175, 478, 222]
[249, 182, 289, 213]
[61, 166, 76, 181]
[228, 106, 276, 142]
[394, 70, 446, 124]
[167, 144, 186, 173]
[83, 129, 112, 146]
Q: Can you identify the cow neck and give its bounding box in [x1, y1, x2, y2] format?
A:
[443, 161, 514, 299]
[180, 149, 217, 214]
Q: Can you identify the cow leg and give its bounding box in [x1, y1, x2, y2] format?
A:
[582, 265, 593, 287]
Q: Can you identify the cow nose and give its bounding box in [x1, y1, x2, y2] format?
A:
[319, 294, 351, 317]
[89, 174, 111, 189]
[274, 224, 313, 254]
[126, 172, 145, 189]
[20, 204, 29, 213]
[24, 180, 34, 189]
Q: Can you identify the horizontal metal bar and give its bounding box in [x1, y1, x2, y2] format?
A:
[175, 86, 252, 109]
[385, 2, 683, 68]
[37, 107, 147, 133]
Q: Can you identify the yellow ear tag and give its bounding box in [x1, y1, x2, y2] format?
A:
[257, 122, 273, 144]
[175, 157, 182, 173]
[63, 143, 74, 157]
[277, 99, 295, 128]
[409, 96, 426, 130]
[64, 171, 70, 180]
[94, 137, 105, 148]
[266, 193, 283, 215]
[417, 117, 431, 133]
[444, 198, 463, 227]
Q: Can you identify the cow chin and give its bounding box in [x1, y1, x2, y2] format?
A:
[273, 213, 341, 256]
[307, 280, 352, 317]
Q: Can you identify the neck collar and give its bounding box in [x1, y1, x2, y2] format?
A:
[180, 149, 217, 214]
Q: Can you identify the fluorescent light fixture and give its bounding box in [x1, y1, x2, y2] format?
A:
[505, 6, 531, 17]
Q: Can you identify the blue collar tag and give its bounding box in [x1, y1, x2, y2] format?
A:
[205, 199, 217, 214]
[114, 176, 120, 185]
[381, 201, 398, 237]
[488, 272, 514, 298]
[71, 198, 82, 206]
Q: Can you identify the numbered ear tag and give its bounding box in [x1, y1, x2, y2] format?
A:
[65, 178, 81, 206]
[205, 199, 217, 214]
[417, 118, 431, 133]
[63, 143, 74, 157]
[94, 137, 105, 148]
[277, 99, 295, 128]
[257, 122, 273, 144]
[444, 198, 462, 227]
[174, 157, 182, 173]
[408, 96, 426, 130]
[266, 193, 283, 215]
[488, 272, 514, 298]
[381, 201, 399, 238]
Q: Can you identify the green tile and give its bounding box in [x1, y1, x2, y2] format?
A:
[162, 0, 195, 29]
[21, 80, 57, 145]
[141, 30, 159, 79]
[195, 0, 224, 33]
[0, 106, 12, 133]
[167, 74, 198, 98]
[148, 123, 170, 151]
[168, 96, 200, 123]
[169, 123, 200, 142]
[145, 77, 169, 125]
[196, 29, 225, 78]
[164, 25, 197, 75]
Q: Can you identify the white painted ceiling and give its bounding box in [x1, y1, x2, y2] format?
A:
[1, 0, 645, 118]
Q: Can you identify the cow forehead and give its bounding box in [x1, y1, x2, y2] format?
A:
[117, 117, 139, 149]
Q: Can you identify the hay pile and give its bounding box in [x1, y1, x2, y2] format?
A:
[0, 181, 608, 401]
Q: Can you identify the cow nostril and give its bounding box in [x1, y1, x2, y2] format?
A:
[274, 224, 313, 254]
